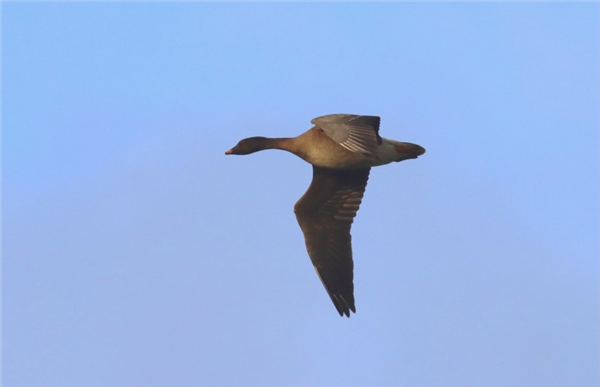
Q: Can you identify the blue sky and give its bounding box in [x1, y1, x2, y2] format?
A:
[3, 2, 599, 386]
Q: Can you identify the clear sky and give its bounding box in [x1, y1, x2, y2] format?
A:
[3, 2, 599, 386]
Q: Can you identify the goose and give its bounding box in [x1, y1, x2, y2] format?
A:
[225, 114, 425, 317]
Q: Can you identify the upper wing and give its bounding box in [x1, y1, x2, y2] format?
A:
[293, 166, 371, 317]
[311, 114, 382, 157]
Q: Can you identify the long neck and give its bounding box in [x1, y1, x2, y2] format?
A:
[259, 137, 296, 152]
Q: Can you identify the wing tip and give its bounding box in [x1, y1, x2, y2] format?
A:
[332, 295, 356, 318]
[313, 266, 356, 318]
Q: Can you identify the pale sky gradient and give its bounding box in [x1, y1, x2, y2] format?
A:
[3, 2, 599, 386]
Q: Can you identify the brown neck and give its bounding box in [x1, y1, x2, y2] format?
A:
[261, 137, 296, 152]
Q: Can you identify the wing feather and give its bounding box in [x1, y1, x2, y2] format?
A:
[311, 114, 382, 157]
[294, 166, 370, 317]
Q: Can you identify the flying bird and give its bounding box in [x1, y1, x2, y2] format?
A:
[225, 114, 425, 317]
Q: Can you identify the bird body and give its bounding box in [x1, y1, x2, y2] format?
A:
[226, 114, 425, 317]
[283, 127, 376, 169]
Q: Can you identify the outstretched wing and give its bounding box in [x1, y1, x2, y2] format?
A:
[311, 114, 382, 157]
[294, 166, 371, 317]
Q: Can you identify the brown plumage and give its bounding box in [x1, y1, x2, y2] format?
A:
[226, 114, 425, 317]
